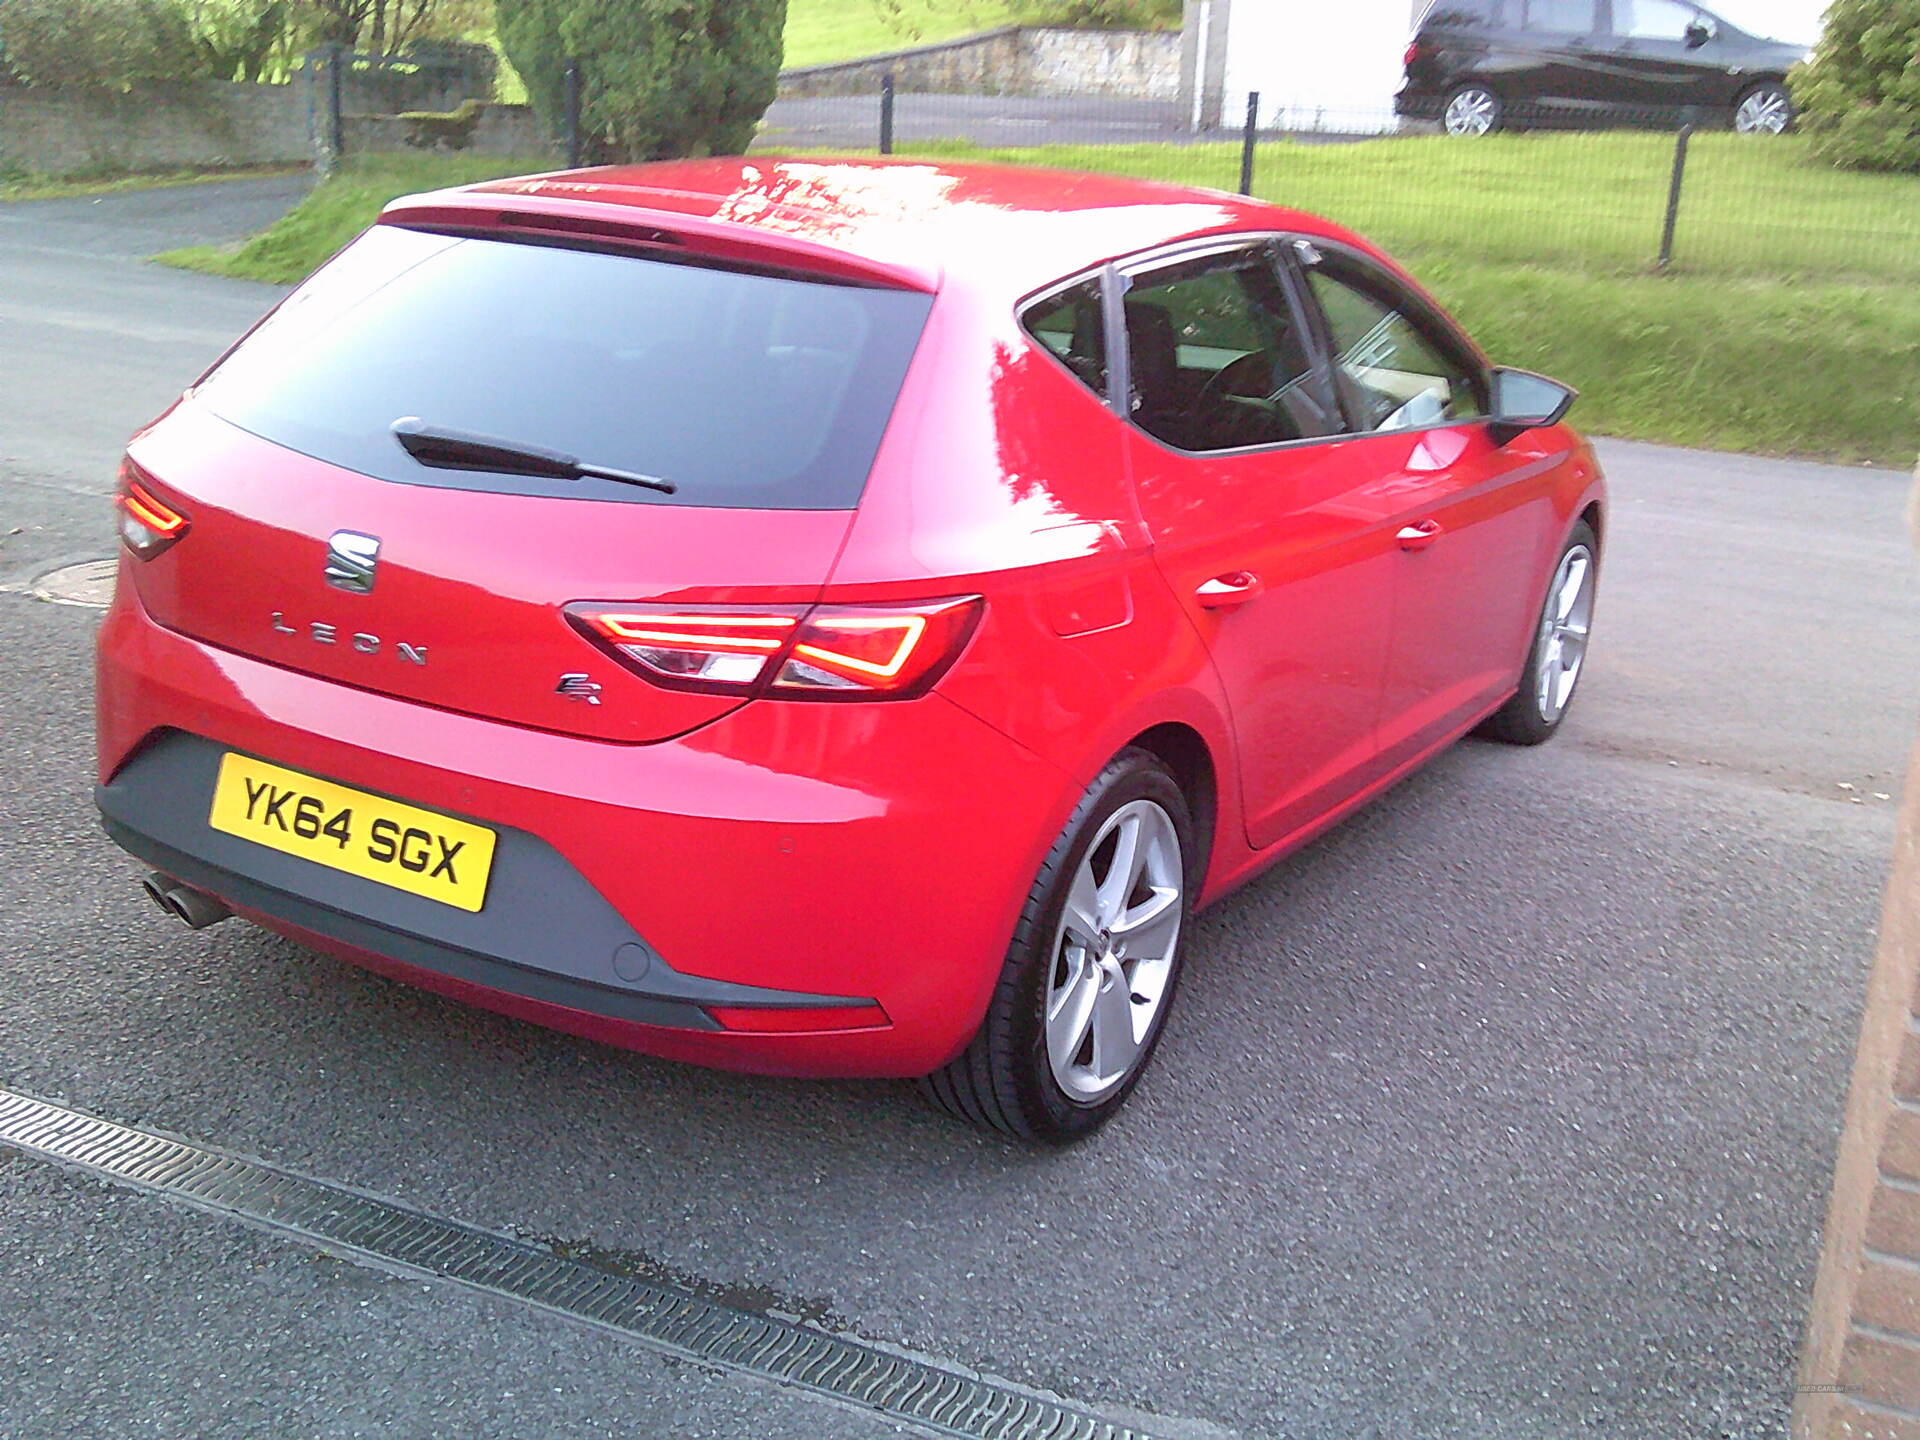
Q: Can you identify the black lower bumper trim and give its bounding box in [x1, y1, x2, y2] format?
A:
[97, 731, 876, 1031]
[104, 818, 721, 1029]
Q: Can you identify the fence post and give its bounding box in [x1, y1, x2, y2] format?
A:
[1657, 107, 1697, 270]
[563, 59, 583, 168]
[1238, 90, 1260, 196]
[327, 43, 346, 167]
[879, 72, 896, 156]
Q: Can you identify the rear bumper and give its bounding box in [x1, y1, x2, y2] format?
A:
[1394, 88, 1442, 120]
[96, 576, 1070, 1077]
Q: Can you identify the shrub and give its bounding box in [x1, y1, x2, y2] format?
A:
[497, 0, 787, 163]
[0, 0, 200, 89]
[1791, 0, 1920, 173]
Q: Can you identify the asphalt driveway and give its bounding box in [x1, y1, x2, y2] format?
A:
[0, 177, 1914, 1440]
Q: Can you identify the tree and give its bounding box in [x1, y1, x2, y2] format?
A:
[497, 0, 788, 163]
[182, 0, 308, 83]
[1791, 0, 1920, 173]
[303, 0, 461, 53]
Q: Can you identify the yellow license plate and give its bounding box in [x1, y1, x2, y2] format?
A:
[207, 753, 496, 912]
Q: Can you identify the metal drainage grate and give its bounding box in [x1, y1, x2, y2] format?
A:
[0, 1088, 1157, 1440]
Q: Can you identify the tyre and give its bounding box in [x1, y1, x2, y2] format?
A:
[920, 748, 1197, 1143]
[1477, 520, 1598, 746]
[1442, 84, 1502, 136]
[1732, 81, 1793, 135]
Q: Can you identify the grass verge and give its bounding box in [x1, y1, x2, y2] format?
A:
[153, 144, 1919, 466]
[0, 163, 307, 204]
[1417, 256, 1917, 465]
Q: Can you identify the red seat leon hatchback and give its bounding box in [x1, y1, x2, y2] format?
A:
[97, 158, 1605, 1141]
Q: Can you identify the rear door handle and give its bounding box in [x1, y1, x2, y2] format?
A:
[1195, 572, 1263, 608]
[1397, 520, 1444, 552]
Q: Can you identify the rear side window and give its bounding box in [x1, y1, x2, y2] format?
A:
[1523, 0, 1594, 32]
[195, 225, 934, 510]
[1021, 279, 1108, 400]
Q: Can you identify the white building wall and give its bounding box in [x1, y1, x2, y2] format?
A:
[1221, 0, 1419, 133]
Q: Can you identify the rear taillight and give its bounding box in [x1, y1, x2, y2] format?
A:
[566, 596, 982, 701]
[1404, 41, 1422, 69]
[115, 459, 189, 559]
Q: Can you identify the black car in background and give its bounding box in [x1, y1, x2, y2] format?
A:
[1397, 0, 1809, 135]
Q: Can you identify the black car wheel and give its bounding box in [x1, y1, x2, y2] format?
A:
[1442, 84, 1503, 136]
[920, 749, 1196, 1144]
[1477, 521, 1598, 746]
[1732, 81, 1793, 135]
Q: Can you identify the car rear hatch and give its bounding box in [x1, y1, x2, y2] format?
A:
[122, 209, 935, 744]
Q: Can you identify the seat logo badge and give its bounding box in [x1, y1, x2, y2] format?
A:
[325, 531, 380, 595]
[555, 673, 603, 705]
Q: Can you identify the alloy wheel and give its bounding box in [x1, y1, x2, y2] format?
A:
[1534, 544, 1595, 723]
[1444, 88, 1498, 136]
[1045, 799, 1183, 1104]
[1734, 87, 1791, 135]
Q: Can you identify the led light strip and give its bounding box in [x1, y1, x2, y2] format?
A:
[0, 1087, 1164, 1440]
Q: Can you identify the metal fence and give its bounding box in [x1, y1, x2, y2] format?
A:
[755, 80, 1920, 285]
[307, 44, 511, 170]
[303, 52, 1915, 288]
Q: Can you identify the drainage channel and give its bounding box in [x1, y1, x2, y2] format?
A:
[0, 1087, 1157, 1440]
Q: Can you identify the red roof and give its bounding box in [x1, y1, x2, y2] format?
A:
[386, 155, 1358, 296]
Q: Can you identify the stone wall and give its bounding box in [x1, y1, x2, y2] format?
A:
[0, 80, 316, 177]
[778, 27, 1180, 101]
[343, 105, 554, 164]
[2, 26, 1181, 179]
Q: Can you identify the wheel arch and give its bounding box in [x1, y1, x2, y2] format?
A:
[1125, 721, 1219, 887]
[1578, 498, 1605, 553]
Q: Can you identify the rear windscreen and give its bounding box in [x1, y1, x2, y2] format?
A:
[194, 224, 934, 510]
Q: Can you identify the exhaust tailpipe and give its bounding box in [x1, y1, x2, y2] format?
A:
[141, 873, 233, 930]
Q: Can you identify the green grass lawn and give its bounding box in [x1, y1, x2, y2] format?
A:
[154, 140, 1919, 467]
[900, 132, 1919, 286]
[784, 0, 1026, 68]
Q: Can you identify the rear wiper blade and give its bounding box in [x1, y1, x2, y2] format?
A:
[391, 418, 676, 495]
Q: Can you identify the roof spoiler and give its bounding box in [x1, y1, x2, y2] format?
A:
[378, 189, 940, 292]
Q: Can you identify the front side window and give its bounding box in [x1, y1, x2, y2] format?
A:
[1021, 278, 1108, 400]
[1613, 0, 1706, 39]
[1121, 247, 1339, 453]
[1523, 0, 1595, 33]
[1303, 260, 1487, 434]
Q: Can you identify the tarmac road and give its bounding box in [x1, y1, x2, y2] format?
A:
[1, 177, 1915, 1440]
